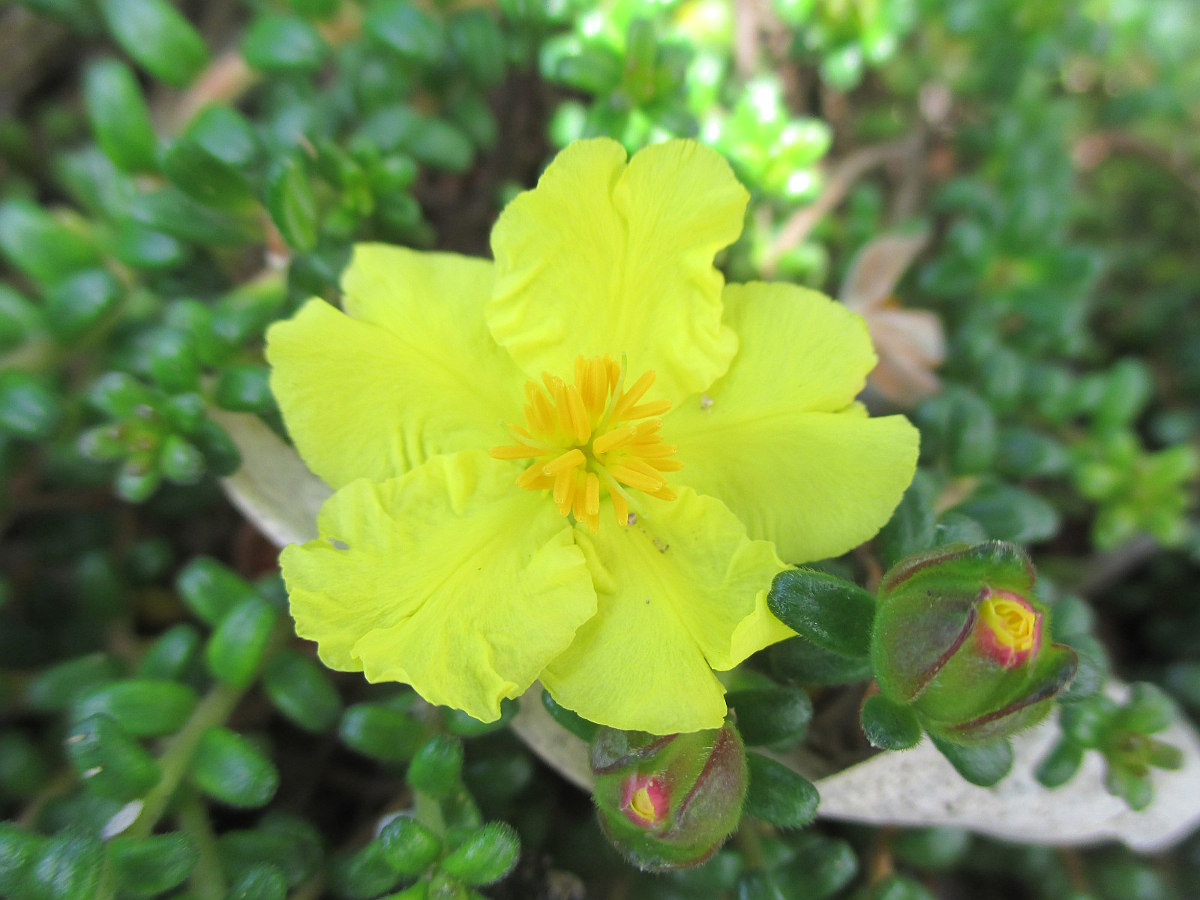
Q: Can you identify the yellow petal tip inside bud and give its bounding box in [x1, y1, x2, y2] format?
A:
[977, 590, 1041, 668]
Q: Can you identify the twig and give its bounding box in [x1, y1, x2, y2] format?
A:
[1073, 130, 1200, 204]
[163, 50, 260, 132]
[762, 134, 922, 276]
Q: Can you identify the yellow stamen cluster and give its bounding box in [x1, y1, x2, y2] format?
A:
[489, 355, 681, 531]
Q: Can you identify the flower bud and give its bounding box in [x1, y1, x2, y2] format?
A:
[590, 721, 746, 871]
[871, 541, 1078, 743]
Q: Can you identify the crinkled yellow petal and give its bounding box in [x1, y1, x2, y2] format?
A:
[488, 138, 746, 405]
[540, 488, 790, 734]
[280, 451, 597, 723]
[669, 282, 919, 563]
[266, 246, 523, 489]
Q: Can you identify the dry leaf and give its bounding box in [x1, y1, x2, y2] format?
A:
[841, 231, 946, 407]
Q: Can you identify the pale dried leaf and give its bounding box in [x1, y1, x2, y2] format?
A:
[814, 684, 1200, 852]
[841, 231, 930, 311]
[211, 409, 330, 547]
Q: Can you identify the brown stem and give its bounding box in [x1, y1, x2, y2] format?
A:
[1073, 130, 1200, 204]
[868, 826, 896, 884]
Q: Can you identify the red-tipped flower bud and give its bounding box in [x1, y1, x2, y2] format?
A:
[871, 541, 1077, 743]
[590, 721, 746, 871]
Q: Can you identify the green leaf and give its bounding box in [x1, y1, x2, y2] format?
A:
[727, 686, 812, 746]
[66, 715, 161, 802]
[264, 154, 319, 252]
[891, 827, 970, 871]
[873, 470, 937, 570]
[0, 199, 100, 284]
[339, 702, 424, 763]
[44, 268, 123, 343]
[407, 734, 463, 799]
[1035, 738, 1083, 788]
[157, 449, 207, 490]
[378, 816, 441, 878]
[366, 0, 445, 67]
[862, 874, 938, 900]
[775, 833, 858, 899]
[107, 832, 196, 897]
[0, 372, 62, 441]
[401, 118, 475, 172]
[262, 649, 343, 733]
[767, 636, 872, 685]
[83, 59, 158, 172]
[0, 823, 43, 898]
[0, 285, 42, 352]
[448, 10, 506, 87]
[176, 557, 259, 625]
[766, 568, 875, 658]
[98, 0, 209, 86]
[440, 822, 520, 887]
[1094, 359, 1153, 430]
[136, 624, 201, 681]
[126, 186, 262, 245]
[1113, 683, 1177, 735]
[949, 482, 1060, 544]
[26, 830, 105, 900]
[945, 389, 997, 474]
[996, 427, 1069, 478]
[111, 223, 188, 270]
[540, 689, 599, 742]
[189, 727, 279, 808]
[73, 680, 198, 737]
[929, 735, 1013, 787]
[205, 595, 280, 688]
[743, 753, 819, 828]
[161, 106, 259, 210]
[861, 694, 922, 750]
[1104, 763, 1153, 811]
[242, 14, 329, 73]
[217, 814, 322, 888]
[227, 864, 288, 900]
[330, 842, 404, 899]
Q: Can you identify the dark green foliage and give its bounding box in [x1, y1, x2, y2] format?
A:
[1, 0, 1196, 896]
[931, 735, 1014, 788]
[189, 727, 279, 808]
[743, 754, 819, 829]
[767, 569, 875, 659]
[860, 695, 922, 751]
[727, 685, 812, 747]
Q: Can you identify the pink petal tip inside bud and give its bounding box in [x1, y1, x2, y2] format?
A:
[620, 774, 669, 828]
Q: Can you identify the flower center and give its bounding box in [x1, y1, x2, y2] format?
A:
[977, 590, 1041, 668]
[489, 355, 681, 532]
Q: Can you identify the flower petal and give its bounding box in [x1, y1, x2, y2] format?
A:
[266, 245, 523, 489]
[540, 488, 791, 734]
[280, 450, 597, 723]
[668, 282, 919, 563]
[488, 138, 746, 404]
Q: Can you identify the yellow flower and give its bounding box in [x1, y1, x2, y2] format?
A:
[267, 139, 919, 734]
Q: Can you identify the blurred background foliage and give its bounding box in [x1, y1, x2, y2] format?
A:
[0, 0, 1198, 897]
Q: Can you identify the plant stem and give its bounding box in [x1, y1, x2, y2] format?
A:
[178, 788, 226, 900]
[129, 679, 247, 840]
